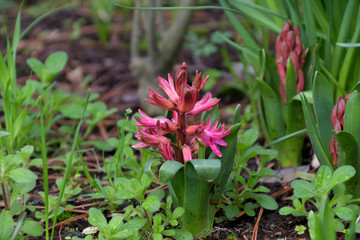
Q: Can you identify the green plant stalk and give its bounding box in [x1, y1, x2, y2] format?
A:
[50, 91, 91, 240]
[39, 98, 50, 240]
[0, 182, 10, 210]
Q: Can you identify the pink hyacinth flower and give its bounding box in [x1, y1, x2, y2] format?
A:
[135, 109, 177, 134]
[189, 118, 230, 158]
[133, 127, 169, 148]
[187, 92, 220, 116]
[182, 144, 192, 162]
[146, 88, 175, 111]
[158, 74, 179, 104]
[158, 140, 176, 161]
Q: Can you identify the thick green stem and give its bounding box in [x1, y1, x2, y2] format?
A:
[175, 112, 186, 163]
[275, 134, 305, 167]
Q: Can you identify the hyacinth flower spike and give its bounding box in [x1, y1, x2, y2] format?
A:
[330, 94, 350, 167]
[133, 62, 229, 164]
[276, 21, 308, 104]
[134, 62, 240, 237]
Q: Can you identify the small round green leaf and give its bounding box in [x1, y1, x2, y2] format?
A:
[279, 207, 295, 215]
[142, 195, 161, 213]
[21, 220, 43, 237]
[249, 193, 278, 210]
[291, 180, 316, 198]
[8, 168, 37, 183]
[331, 165, 356, 188]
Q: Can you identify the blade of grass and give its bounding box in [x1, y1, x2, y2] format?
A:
[50, 90, 91, 240]
[219, 0, 258, 50]
[215, 32, 259, 64]
[302, 0, 317, 46]
[20, 4, 78, 39]
[229, 1, 282, 32]
[39, 98, 50, 240]
[331, 0, 358, 77]
[10, 212, 27, 240]
[114, 3, 245, 15]
[336, 43, 360, 47]
[77, 148, 100, 193]
[320, 63, 346, 96]
[264, 129, 307, 148]
[338, 4, 360, 91]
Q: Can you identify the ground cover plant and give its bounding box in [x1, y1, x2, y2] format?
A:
[1, 0, 360, 239]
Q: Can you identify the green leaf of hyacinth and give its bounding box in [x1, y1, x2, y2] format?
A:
[144, 159, 162, 183]
[187, 159, 221, 181]
[182, 161, 215, 237]
[159, 160, 184, 185]
[211, 123, 240, 201]
[313, 72, 334, 160]
[257, 78, 285, 139]
[334, 131, 359, 168]
[232, 104, 241, 125]
[300, 92, 333, 169]
[334, 131, 359, 197]
[344, 91, 360, 145]
[350, 81, 360, 93]
[282, 97, 305, 167]
[201, 104, 219, 125]
[285, 59, 297, 104]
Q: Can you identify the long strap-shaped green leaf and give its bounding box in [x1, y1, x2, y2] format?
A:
[344, 90, 360, 150]
[181, 159, 220, 237]
[211, 123, 240, 201]
[313, 72, 334, 160]
[257, 79, 286, 139]
[300, 92, 333, 169]
[335, 131, 360, 198]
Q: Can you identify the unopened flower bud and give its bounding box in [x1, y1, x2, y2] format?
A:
[186, 124, 204, 136]
[276, 20, 308, 104]
[182, 144, 192, 162]
[178, 87, 198, 113]
[329, 93, 352, 167]
[175, 62, 188, 95]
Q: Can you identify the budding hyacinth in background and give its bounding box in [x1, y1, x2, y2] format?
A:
[330, 94, 351, 167]
[133, 62, 230, 164]
[276, 21, 309, 104]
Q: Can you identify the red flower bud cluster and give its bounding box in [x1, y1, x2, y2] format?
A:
[330, 94, 351, 167]
[276, 21, 309, 104]
[133, 63, 230, 164]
